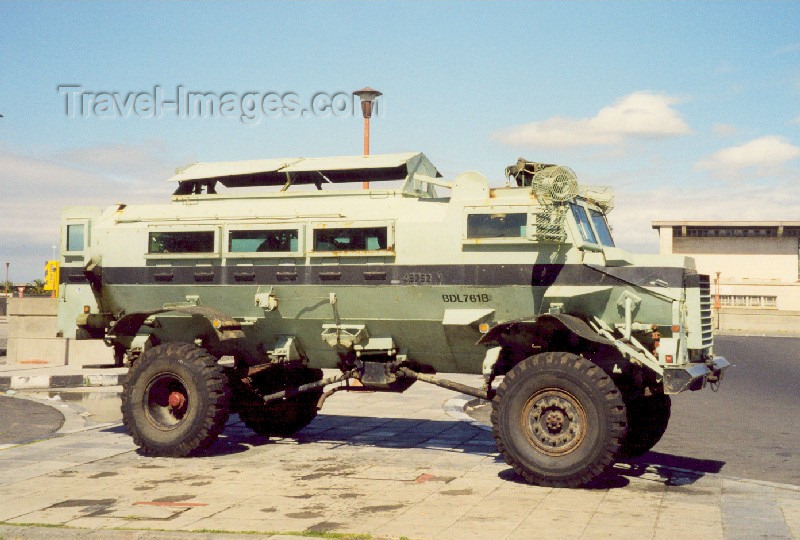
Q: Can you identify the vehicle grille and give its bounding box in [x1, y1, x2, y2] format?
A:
[699, 274, 714, 348]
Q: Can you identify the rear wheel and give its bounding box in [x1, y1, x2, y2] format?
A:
[121, 343, 231, 456]
[235, 366, 323, 437]
[491, 352, 627, 487]
[616, 393, 671, 459]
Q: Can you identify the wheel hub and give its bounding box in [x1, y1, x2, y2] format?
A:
[145, 374, 189, 429]
[523, 389, 586, 456]
[545, 410, 565, 432]
[168, 391, 187, 410]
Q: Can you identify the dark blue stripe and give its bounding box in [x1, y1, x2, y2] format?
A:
[59, 264, 689, 288]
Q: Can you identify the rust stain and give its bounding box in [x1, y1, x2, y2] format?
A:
[415, 473, 455, 484]
[20, 359, 50, 365]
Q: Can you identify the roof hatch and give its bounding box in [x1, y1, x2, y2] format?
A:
[169, 152, 442, 195]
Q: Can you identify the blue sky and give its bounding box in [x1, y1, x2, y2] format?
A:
[1, 1, 799, 281]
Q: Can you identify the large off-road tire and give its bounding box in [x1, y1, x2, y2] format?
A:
[235, 366, 323, 437]
[491, 352, 627, 487]
[121, 343, 231, 457]
[616, 393, 671, 459]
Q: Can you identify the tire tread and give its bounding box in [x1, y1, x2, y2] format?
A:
[490, 352, 627, 488]
[121, 342, 231, 457]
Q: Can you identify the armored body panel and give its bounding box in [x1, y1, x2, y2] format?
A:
[56, 152, 728, 487]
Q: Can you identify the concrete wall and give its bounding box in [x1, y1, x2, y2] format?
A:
[655, 225, 800, 322]
[716, 308, 800, 336]
[6, 297, 114, 366]
[7, 298, 65, 366]
[673, 236, 798, 283]
[716, 282, 800, 311]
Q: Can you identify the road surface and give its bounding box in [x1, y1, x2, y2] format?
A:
[0, 395, 64, 444]
[467, 335, 800, 486]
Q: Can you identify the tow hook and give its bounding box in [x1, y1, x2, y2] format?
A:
[706, 358, 725, 391]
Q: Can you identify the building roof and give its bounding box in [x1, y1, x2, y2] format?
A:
[652, 220, 800, 229]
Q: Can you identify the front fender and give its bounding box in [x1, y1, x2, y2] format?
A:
[478, 313, 613, 347]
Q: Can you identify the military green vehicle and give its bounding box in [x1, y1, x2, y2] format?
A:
[57, 152, 728, 487]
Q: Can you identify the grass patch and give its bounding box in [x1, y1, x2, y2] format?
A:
[0, 522, 68, 528]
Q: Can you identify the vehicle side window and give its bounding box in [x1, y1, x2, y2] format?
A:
[149, 231, 215, 254]
[466, 213, 527, 239]
[313, 227, 387, 251]
[66, 224, 85, 252]
[229, 229, 298, 253]
[569, 204, 597, 244]
[588, 209, 615, 247]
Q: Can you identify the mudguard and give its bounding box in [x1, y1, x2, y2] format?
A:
[109, 306, 244, 341]
[478, 313, 613, 346]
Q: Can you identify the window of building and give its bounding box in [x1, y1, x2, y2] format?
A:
[66, 224, 85, 252]
[684, 227, 778, 238]
[313, 226, 388, 252]
[466, 213, 527, 239]
[229, 229, 298, 253]
[719, 295, 778, 309]
[148, 231, 215, 254]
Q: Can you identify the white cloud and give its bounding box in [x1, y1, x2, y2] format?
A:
[610, 180, 800, 254]
[55, 142, 174, 181]
[0, 143, 180, 281]
[712, 123, 739, 137]
[493, 92, 691, 148]
[694, 136, 800, 176]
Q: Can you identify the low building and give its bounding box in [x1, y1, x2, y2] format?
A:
[652, 221, 800, 333]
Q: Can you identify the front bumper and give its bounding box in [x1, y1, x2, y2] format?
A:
[663, 356, 730, 394]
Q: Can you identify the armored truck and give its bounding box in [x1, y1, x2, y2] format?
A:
[57, 152, 728, 487]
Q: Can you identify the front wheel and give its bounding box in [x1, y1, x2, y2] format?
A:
[491, 352, 627, 487]
[121, 343, 231, 456]
[616, 393, 671, 459]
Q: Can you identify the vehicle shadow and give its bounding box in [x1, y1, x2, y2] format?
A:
[614, 451, 726, 487]
[495, 451, 725, 490]
[112, 413, 727, 489]
[195, 413, 501, 458]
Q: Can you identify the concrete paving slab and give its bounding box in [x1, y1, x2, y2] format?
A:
[0, 375, 797, 539]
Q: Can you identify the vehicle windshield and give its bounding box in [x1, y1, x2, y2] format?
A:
[569, 203, 597, 244]
[588, 209, 615, 247]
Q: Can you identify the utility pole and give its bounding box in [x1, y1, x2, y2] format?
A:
[714, 271, 721, 330]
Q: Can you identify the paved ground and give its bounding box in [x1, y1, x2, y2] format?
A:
[0, 395, 64, 444]
[468, 335, 800, 487]
[1, 375, 799, 539]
